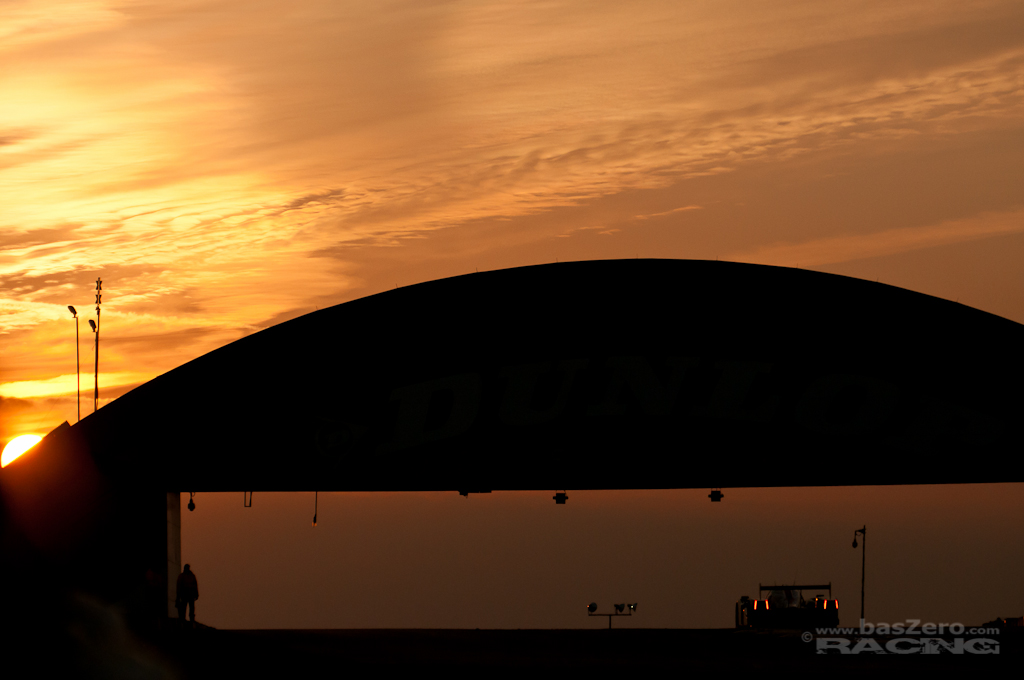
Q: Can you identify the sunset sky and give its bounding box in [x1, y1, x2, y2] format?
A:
[2, 0, 1023, 629]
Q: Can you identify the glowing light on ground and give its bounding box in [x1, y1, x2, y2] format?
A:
[2, 434, 42, 468]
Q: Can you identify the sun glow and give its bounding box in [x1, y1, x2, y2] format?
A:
[2, 434, 43, 468]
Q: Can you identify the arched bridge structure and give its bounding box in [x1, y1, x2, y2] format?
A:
[41, 258, 1024, 492]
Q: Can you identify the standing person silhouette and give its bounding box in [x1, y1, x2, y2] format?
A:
[175, 564, 199, 628]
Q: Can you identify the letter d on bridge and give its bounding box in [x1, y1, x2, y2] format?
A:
[383, 373, 482, 452]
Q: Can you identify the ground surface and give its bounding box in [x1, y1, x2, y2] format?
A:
[145, 626, 1020, 678]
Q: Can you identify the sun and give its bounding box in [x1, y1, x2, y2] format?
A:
[1, 434, 43, 468]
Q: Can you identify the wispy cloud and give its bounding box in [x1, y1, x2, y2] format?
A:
[727, 209, 1024, 268]
[0, 371, 150, 399]
[634, 206, 703, 221]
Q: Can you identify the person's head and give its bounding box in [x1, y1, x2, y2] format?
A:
[183, 564, 191, 572]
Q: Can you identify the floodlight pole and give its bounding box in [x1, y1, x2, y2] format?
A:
[93, 277, 102, 413]
[68, 306, 79, 422]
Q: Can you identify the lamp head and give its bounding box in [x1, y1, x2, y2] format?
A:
[88, 319, 96, 332]
[68, 305, 77, 317]
[587, 602, 597, 614]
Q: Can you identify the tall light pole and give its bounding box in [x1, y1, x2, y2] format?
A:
[68, 306, 79, 422]
[93, 278, 102, 412]
[88, 319, 97, 411]
[853, 525, 866, 627]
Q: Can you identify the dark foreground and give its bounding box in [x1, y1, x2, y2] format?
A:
[137, 626, 1021, 678]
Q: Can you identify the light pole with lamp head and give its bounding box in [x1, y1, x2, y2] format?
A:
[68, 306, 79, 422]
[88, 319, 97, 413]
[853, 525, 866, 629]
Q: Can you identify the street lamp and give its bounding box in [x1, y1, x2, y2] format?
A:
[68, 306, 79, 422]
[93, 278, 101, 413]
[88, 319, 97, 413]
[853, 525, 866, 627]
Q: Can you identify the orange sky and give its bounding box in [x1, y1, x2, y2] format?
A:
[2, 1, 1024, 628]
